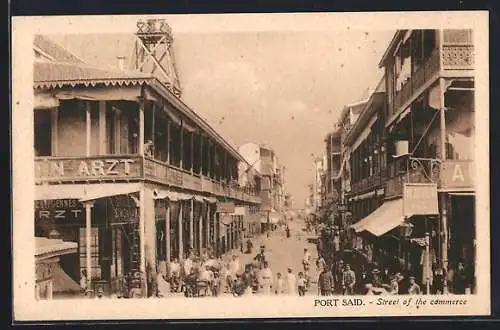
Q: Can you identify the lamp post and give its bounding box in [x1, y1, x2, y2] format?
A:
[424, 231, 431, 295]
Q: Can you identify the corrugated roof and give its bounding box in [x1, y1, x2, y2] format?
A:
[34, 61, 154, 89]
[34, 35, 86, 64]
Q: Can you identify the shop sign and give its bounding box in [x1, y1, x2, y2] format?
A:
[403, 183, 438, 216]
[36, 157, 141, 182]
[109, 195, 137, 223]
[35, 199, 84, 222]
[216, 202, 235, 213]
[440, 160, 474, 189]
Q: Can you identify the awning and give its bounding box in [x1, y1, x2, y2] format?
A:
[35, 183, 142, 201]
[79, 184, 141, 202]
[350, 198, 405, 237]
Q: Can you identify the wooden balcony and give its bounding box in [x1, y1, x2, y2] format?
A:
[394, 49, 441, 111]
[394, 41, 474, 113]
[350, 168, 385, 196]
[35, 155, 261, 204]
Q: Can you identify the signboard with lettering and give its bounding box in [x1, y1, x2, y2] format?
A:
[403, 183, 439, 217]
[107, 195, 138, 223]
[35, 156, 142, 182]
[216, 202, 235, 213]
[35, 199, 84, 223]
[440, 160, 475, 189]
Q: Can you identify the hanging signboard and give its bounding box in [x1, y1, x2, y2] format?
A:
[216, 202, 235, 213]
[403, 183, 439, 217]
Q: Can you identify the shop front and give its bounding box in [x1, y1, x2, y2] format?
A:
[349, 183, 439, 288]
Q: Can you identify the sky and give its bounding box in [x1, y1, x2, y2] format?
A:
[46, 15, 396, 208]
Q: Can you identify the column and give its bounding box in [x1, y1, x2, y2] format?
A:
[440, 192, 449, 293]
[199, 205, 203, 256]
[439, 77, 447, 160]
[190, 132, 194, 174]
[98, 101, 106, 155]
[50, 108, 58, 156]
[151, 103, 156, 158]
[199, 134, 204, 175]
[205, 204, 210, 252]
[139, 188, 146, 276]
[139, 99, 145, 155]
[180, 124, 184, 169]
[189, 198, 194, 251]
[165, 203, 171, 262]
[85, 101, 91, 156]
[207, 141, 212, 178]
[84, 201, 94, 291]
[178, 202, 184, 260]
[166, 118, 171, 164]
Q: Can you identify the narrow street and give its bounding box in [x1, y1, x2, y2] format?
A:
[221, 218, 320, 296]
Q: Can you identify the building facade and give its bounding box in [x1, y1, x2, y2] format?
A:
[33, 23, 261, 298]
[238, 143, 286, 230]
[346, 29, 475, 294]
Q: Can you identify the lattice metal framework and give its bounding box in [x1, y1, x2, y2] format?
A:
[134, 18, 182, 97]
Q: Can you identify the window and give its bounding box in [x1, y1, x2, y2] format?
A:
[34, 110, 52, 156]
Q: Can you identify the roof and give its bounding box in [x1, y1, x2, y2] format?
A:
[35, 237, 78, 260]
[378, 30, 407, 68]
[34, 35, 86, 64]
[34, 61, 154, 89]
[33, 36, 246, 163]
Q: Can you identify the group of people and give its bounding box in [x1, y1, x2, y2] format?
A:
[315, 257, 428, 296]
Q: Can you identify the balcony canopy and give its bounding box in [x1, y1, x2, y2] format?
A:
[349, 198, 405, 237]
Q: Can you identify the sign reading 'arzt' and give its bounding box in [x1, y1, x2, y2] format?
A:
[36, 157, 141, 181]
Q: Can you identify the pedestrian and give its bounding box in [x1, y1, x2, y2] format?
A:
[286, 225, 291, 238]
[342, 264, 356, 295]
[389, 274, 399, 295]
[297, 272, 307, 296]
[285, 267, 297, 295]
[241, 264, 255, 295]
[275, 272, 285, 295]
[302, 248, 312, 275]
[229, 255, 241, 279]
[371, 268, 383, 288]
[317, 267, 334, 296]
[453, 261, 469, 294]
[316, 255, 327, 274]
[259, 261, 274, 295]
[355, 269, 369, 295]
[408, 276, 421, 295]
[80, 269, 88, 294]
[156, 271, 171, 297]
[334, 259, 345, 294]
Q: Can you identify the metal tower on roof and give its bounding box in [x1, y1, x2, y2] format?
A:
[133, 18, 182, 97]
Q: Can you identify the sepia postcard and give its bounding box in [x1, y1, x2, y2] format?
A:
[11, 11, 490, 321]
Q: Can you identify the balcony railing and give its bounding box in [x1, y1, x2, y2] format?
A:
[385, 157, 441, 198]
[394, 49, 441, 111]
[350, 168, 386, 195]
[442, 44, 474, 70]
[35, 155, 261, 204]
